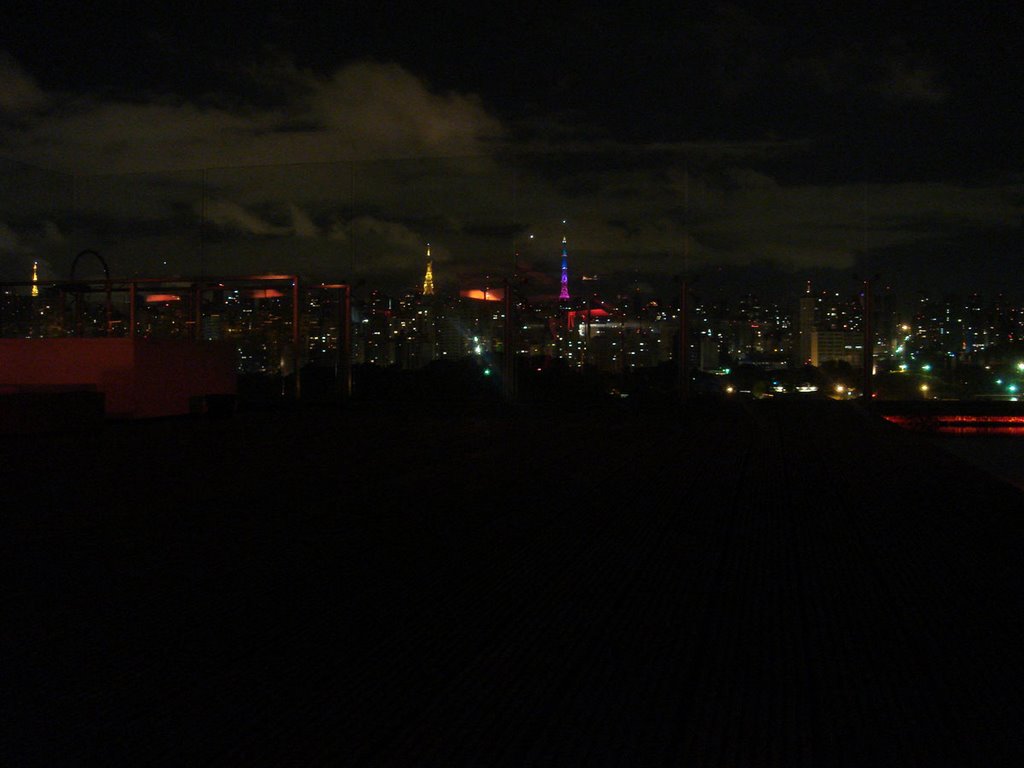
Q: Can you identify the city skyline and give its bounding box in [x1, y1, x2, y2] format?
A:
[10, 228, 1024, 323]
[12, 255, 1024, 381]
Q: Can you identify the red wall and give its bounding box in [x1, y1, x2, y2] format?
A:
[0, 339, 237, 418]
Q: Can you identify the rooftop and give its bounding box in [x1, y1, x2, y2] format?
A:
[4, 398, 1024, 764]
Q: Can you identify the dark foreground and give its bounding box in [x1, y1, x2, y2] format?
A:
[4, 399, 1024, 765]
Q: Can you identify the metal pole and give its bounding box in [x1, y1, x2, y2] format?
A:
[862, 278, 873, 401]
[586, 295, 592, 367]
[105, 279, 113, 336]
[341, 284, 351, 400]
[503, 277, 514, 401]
[200, 167, 207, 276]
[679, 279, 689, 399]
[193, 283, 202, 341]
[129, 281, 136, 339]
[292, 275, 301, 400]
[619, 307, 626, 378]
[335, 288, 343, 379]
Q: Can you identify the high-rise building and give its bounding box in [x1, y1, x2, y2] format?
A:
[811, 330, 863, 368]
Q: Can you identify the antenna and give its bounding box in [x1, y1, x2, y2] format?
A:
[683, 161, 690, 276]
[862, 175, 868, 258]
[512, 168, 518, 273]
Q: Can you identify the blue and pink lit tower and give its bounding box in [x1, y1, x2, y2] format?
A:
[559, 236, 571, 302]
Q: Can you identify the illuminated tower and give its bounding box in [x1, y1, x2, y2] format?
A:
[422, 246, 435, 296]
[559, 236, 570, 301]
[31, 260, 39, 298]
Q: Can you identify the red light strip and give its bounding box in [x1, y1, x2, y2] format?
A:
[884, 414, 1024, 424]
[884, 414, 1024, 433]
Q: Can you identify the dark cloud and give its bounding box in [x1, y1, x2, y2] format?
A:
[876, 59, 947, 103]
[0, 55, 47, 113]
[0, 58, 503, 174]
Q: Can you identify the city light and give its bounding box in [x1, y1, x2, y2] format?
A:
[13, 253, 1024, 403]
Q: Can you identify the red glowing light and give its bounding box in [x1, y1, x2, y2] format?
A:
[460, 289, 504, 301]
[884, 415, 1024, 426]
[883, 414, 1024, 435]
[144, 294, 181, 303]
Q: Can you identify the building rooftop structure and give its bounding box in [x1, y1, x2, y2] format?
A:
[4, 398, 1024, 764]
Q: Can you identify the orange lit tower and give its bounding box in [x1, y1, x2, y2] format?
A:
[31, 260, 39, 297]
[422, 245, 435, 296]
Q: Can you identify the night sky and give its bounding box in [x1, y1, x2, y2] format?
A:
[1, 3, 1022, 306]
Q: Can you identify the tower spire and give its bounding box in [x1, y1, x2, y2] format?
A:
[422, 245, 435, 296]
[31, 260, 39, 298]
[559, 235, 570, 301]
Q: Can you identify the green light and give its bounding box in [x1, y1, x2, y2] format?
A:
[921, 364, 931, 372]
[483, 368, 492, 376]
[1008, 384, 1018, 393]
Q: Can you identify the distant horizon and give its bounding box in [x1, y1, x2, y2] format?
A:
[9, 254, 1024, 324]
